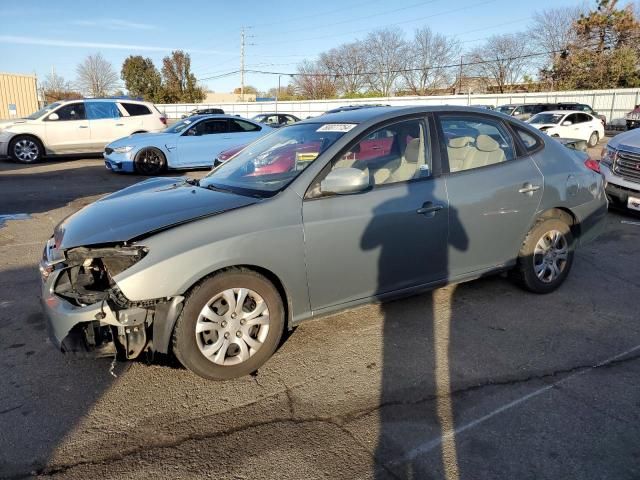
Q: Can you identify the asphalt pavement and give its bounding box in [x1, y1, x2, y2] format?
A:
[0, 149, 639, 480]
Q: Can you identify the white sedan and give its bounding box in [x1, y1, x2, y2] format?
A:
[527, 110, 605, 147]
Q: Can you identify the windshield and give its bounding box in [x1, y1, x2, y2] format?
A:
[164, 118, 196, 134]
[529, 113, 564, 125]
[26, 102, 62, 120]
[199, 122, 352, 196]
[497, 105, 515, 115]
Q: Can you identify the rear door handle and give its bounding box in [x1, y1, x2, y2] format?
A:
[416, 202, 444, 216]
[518, 183, 541, 195]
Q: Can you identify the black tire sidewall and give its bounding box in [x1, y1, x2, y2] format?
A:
[173, 271, 285, 380]
[518, 218, 574, 294]
[134, 147, 166, 175]
[9, 135, 43, 163]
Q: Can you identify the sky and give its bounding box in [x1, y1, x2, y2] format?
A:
[0, 0, 589, 94]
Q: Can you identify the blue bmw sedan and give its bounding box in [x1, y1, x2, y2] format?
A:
[104, 114, 271, 174]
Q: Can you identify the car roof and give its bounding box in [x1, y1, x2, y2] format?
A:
[55, 98, 150, 105]
[541, 110, 590, 115]
[186, 114, 256, 121]
[298, 105, 519, 125]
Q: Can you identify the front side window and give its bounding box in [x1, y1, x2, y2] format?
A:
[565, 113, 580, 125]
[199, 122, 348, 196]
[441, 116, 515, 173]
[86, 102, 120, 120]
[497, 105, 514, 115]
[186, 119, 228, 136]
[325, 118, 429, 187]
[281, 115, 296, 125]
[52, 103, 86, 121]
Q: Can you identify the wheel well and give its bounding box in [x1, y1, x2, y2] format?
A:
[539, 207, 580, 238]
[9, 133, 45, 150]
[132, 130, 147, 134]
[185, 265, 291, 328]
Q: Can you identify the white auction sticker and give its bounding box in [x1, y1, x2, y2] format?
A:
[317, 123, 357, 133]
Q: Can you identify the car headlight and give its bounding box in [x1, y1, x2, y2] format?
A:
[66, 245, 148, 278]
[601, 145, 617, 166]
[113, 146, 133, 154]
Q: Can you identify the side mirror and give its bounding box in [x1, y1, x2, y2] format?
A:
[562, 120, 572, 126]
[48, 113, 59, 121]
[320, 167, 370, 195]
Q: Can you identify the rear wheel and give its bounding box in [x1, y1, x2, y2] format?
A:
[512, 216, 574, 294]
[134, 147, 166, 175]
[588, 131, 599, 147]
[9, 135, 43, 163]
[172, 270, 285, 380]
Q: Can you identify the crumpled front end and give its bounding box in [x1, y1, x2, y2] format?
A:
[40, 237, 179, 359]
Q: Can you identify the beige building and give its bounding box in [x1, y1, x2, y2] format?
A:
[0, 73, 39, 120]
[203, 91, 257, 103]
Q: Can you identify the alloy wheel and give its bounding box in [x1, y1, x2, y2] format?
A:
[533, 229, 568, 283]
[136, 149, 164, 174]
[195, 288, 270, 366]
[14, 139, 39, 162]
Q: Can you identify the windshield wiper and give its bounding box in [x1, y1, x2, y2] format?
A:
[205, 184, 266, 199]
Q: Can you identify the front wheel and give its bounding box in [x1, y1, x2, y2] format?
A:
[512, 216, 574, 294]
[9, 135, 43, 163]
[588, 131, 599, 147]
[134, 147, 166, 175]
[172, 270, 285, 380]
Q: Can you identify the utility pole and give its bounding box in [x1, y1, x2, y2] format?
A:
[240, 27, 245, 101]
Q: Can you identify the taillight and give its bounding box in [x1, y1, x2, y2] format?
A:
[584, 158, 601, 173]
[160, 116, 167, 126]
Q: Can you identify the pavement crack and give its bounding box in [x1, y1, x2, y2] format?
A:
[0, 404, 23, 415]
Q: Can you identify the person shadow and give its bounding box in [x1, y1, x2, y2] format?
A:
[362, 176, 468, 479]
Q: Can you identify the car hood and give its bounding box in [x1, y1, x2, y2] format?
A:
[55, 177, 260, 249]
[530, 123, 559, 130]
[608, 128, 640, 153]
[0, 118, 31, 130]
[107, 131, 172, 148]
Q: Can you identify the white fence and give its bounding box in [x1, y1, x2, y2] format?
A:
[157, 87, 640, 125]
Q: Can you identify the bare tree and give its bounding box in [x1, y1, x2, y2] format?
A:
[76, 53, 119, 97]
[529, 5, 584, 72]
[41, 71, 82, 102]
[292, 60, 337, 100]
[319, 42, 368, 96]
[363, 28, 408, 96]
[468, 34, 533, 93]
[401, 27, 461, 95]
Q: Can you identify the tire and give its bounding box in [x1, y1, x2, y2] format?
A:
[9, 135, 43, 163]
[512, 216, 574, 294]
[134, 147, 166, 175]
[588, 131, 599, 148]
[172, 269, 285, 380]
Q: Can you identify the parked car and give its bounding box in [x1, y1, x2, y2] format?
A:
[625, 104, 640, 130]
[496, 103, 553, 120]
[181, 107, 225, 119]
[251, 113, 300, 127]
[527, 110, 604, 147]
[601, 127, 640, 212]
[556, 102, 606, 126]
[471, 105, 495, 110]
[0, 99, 166, 163]
[104, 115, 270, 174]
[40, 106, 607, 380]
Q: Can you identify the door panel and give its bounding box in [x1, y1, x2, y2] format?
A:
[44, 102, 91, 153]
[86, 101, 123, 149]
[302, 180, 449, 311]
[176, 119, 231, 167]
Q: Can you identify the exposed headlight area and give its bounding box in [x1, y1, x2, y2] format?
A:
[112, 146, 134, 154]
[49, 244, 148, 307]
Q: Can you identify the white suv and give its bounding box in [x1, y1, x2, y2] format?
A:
[0, 99, 167, 163]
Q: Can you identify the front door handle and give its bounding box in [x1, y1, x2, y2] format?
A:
[115, 123, 124, 126]
[518, 183, 541, 195]
[78, 125, 89, 128]
[416, 202, 444, 216]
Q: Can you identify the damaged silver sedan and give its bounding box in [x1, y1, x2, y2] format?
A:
[40, 106, 607, 380]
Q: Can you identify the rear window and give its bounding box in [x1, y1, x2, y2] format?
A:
[121, 103, 152, 116]
[230, 119, 260, 132]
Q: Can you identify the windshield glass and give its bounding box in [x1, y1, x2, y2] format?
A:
[529, 113, 564, 124]
[199, 122, 353, 196]
[26, 102, 62, 120]
[497, 105, 514, 115]
[164, 117, 196, 133]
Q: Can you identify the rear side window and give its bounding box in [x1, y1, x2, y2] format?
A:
[512, 126, 542, 152]
[441, 116, 515, 172]
[121, 102, 151, 116]
[230, 119, 260, 132]
[86, 102, 120, 120]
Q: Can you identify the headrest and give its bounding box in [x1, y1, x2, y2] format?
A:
[448, 136, 471, 148]
[476, 134, 500, 152]
[404, 138, 421, 163]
